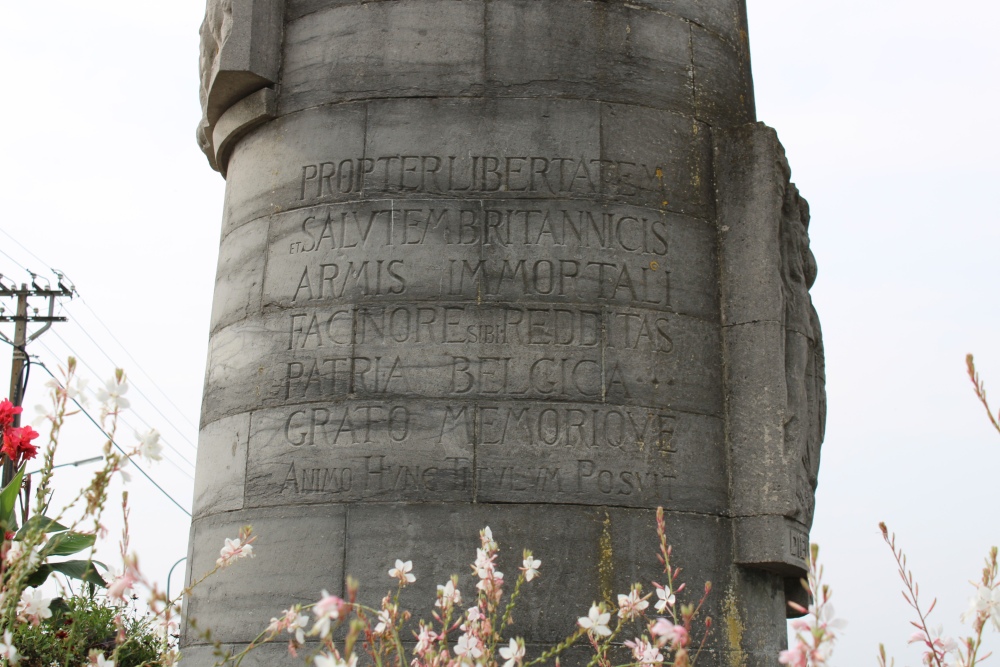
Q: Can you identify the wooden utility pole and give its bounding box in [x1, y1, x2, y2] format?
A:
[0, 276, 73, 485]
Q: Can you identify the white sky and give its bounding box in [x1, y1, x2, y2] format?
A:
[0, 1, 998, 665]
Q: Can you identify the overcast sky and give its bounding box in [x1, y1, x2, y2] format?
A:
[0, 1, 998, 664]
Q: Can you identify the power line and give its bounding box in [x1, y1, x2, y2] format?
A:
[73, 298, 199, 433]
[39, 334, 196, 477]
[62, 316, 199, 455]
[51, 326, 199, 461]
[0, 227, 200, 436]
[0, 226, 53, 269]
[34, 361, 191, 517]
[0, 247, 31, 275]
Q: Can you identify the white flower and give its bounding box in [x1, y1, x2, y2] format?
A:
[436, 580, 462, 608]
[388, 559, 415, 584]
[216, 537, 253, 567]
[474, 548, 495, 579]
[617, 588, 649, 620]
[314, 652, 357, 667]
[373, 609, 392, 635]
[578, 603, 612, 637]
[90, 652, 114, 667]
[962, 584, 1000, 631]
[498, 638, 525, 667]
[454, 633, 483, 659]
[521, 554, 541, 582]
[117, 456, 132, 483]
[479, 525, 497, 550]
[17, 588, 53, 624]
[466, 606, 482, 622]
[0, 631, 19, 666]
[67, 377, 89, 405]
[136, 429, 163, 462]
[653, 584, 675, 613]
[6, 541, 42, 572]
[31, 405, 50, 429]
[96, 375, 130, 411]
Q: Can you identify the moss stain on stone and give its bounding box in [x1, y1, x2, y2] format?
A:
[598, 510, 614, 606]
[723, 588, 747, 667]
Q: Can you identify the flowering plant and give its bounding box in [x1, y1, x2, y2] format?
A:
[214, 507, 712, 667]
[784, 354, 1000, 667]
[0, 358, 256, 667]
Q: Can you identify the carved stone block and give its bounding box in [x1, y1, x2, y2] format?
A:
[187, 0, 826, 662]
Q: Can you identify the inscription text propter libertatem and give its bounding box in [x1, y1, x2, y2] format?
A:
[300, 154, 670, 199]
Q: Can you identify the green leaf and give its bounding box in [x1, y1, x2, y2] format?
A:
[44, 531, 95, 556]
[25, 560, 107, 588]
[0, 465, 24, 527]
[15, 514, 69, 540]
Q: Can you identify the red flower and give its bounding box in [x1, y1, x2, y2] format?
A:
[0, 399, 22, 429]
[2, 425, 39, 466]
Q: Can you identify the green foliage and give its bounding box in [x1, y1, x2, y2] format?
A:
[0, 466, 24, 532]
[1, 463, 108, 590]
[24, 560, 107, 589]
[11, 595, 168, 667]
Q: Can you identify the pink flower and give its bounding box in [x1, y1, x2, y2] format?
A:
[624, 638, 663, 666]
[311, 590, 346, 638]
[2, 425, 39, 466]
[0, 399, 22, 428]
[268, 608, 308, 644]
[778, 643, 808, 667]
[650, 618, 688, 648]
[107, 564, 140, 601]
[414, 623, 438, 655]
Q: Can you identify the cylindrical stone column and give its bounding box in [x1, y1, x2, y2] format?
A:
[184, 2, 826, 666]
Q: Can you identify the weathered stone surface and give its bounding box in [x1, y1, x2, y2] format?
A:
[184, 505, 347, 644]
[209, 216, 267, 334]
[485, 2, 691, 109]
[192, 413, 249, 517]
[281, 0, 485, 113]
[188, 0, 825, 662]
[693, 24, 755, 129]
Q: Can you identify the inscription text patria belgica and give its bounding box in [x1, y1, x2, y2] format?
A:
[187, 2, 826, 665]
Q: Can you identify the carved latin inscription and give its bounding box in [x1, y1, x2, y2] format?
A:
[236, 168, 723, 510]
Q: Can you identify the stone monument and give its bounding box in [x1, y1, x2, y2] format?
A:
[183, 1, 826, 665]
